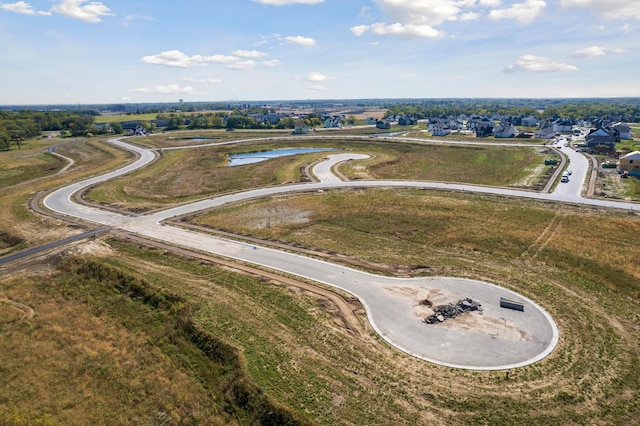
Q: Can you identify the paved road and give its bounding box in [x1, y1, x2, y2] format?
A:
[41, 135, 636, 369]
[0, 227, 110, 266]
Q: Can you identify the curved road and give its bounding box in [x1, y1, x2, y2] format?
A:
[41, 136, 636, 369]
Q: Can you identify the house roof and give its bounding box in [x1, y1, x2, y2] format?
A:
[613, 123, 630, 131]
[620, 151, 640, 161]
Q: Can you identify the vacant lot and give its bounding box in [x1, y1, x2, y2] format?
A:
[1, 130, 639, 425]
[0, 137, 131, 257]
[85, 136, 549, 212]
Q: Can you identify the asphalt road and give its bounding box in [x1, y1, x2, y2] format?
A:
[40, 135, 637, 369]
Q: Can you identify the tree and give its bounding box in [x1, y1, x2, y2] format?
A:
[275, 117, 295, 129]
[542, 106, 560, 120]
[110, 122, 124, 134]
[0, 132, 10, 151]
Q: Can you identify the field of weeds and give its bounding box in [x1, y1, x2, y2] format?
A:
[1, 129, 639, 425]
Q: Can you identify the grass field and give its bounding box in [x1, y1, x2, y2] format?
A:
[85, 135, 550, 212]
[1, 128, 639, 425]
[94, 113, 158, 123]
[0, 136, 132, 257]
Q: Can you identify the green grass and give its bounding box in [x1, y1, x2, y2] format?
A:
[94, 113, 158, 123]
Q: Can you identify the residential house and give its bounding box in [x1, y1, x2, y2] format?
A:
[375, 120, 391, 130]
[612, 123, 632, 140]
[398, 115, 417, 126]
[431, 122, 452, 136]
[617, 151, 640, 176]
[521, 116, 538, 127]
[493, 122, 517, 138]
[535, 120, 555, 139]
[471, 117, 493, 138]
[553, 119, 574, 134]
[585, 127, 620, 149]
[364, 117, 377, 125]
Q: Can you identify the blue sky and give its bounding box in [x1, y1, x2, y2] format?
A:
[0, 0, 638, 104]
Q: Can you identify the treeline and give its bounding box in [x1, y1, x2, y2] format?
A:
[158, 112, 327, 130]
[0, 110, 123, 150]
[382, 99, 640, 122]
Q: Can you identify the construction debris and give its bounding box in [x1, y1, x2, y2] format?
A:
[424, 298, 482, 324]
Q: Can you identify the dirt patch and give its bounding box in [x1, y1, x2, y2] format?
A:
[440, 313, 533, 343]
[0, 239, 114, 279]
[239, 205, 312, 230]
[0, 298, 35, 323]
[596, 168, 635, 200]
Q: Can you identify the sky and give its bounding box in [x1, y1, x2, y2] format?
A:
[0, 0, 639, 105]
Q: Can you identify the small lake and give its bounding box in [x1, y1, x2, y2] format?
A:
[227, 148, 335, 167]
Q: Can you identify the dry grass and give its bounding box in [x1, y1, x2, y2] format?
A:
[4, 219, 639, 425]
[85, 137, 548, 212]
[184, 188, 640, 424]
[2, 130, 639, 425]
[0, 137, 132, 256]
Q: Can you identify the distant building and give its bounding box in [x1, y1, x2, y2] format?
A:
[493, 122, 517, 138]
[585, 127, 619, 149]
[431, 122, 451, 136]
[552, 119, 574, 134]
[398, 115, 417, 126]
[375, 120, 391, 130]
[612, 123, 632, 140]
[535, 120, 555, 139]
[521, 116, 538, 127]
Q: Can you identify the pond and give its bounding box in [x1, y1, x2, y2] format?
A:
[227, 148, 335, 166]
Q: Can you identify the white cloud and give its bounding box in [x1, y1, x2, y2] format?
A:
[261, 59, 282, 67]
[130, 84, 195, 95]
[0, 1, 49, 15]
[372, 22, 443, 38]
[225, 60, 256, 70]
[50, 0, 113, 23]
[141, 50, 206, 68]
[142, 50, 255, 68]
[374, 0, 462, 27]
[252, 0, 324, 5]
[571, 46, 627, 58]
[284, 35, 317, 46]
[123, 14, 155, 26]
[560, 0, 640, 20]
[350, 25, 369, 37]
[503, 54, 578, 73]
[480, 0, 502, 6]
[233, 49, 267, 58]
[358, 6, 372, 19]
[308, 85, 327, 91]
[352, 23, 443, 39]
[488, 0, 546, 24]
[622, 23, 633, 33]
[305, 71, 329, 81]
[459, 12, 480, 20]
[204, 54, 240, 64]
[184, 77, 222, 84]
[355, 0, 505, 39]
